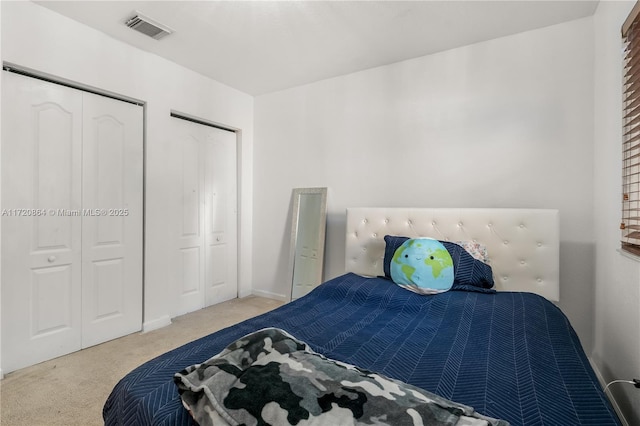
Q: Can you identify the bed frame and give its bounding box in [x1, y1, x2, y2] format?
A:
[345, 208, 560, 301]
[104, 208, 623, 426]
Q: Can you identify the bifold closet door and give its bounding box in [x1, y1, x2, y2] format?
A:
[203, 125, 237, 308]
[170, 118, 237, 317]
[80, 92, 143, 348]
[1, 72, 83, 373]
[1, 72, 143, 373]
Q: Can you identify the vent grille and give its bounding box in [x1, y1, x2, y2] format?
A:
[125, 12, 173, 40]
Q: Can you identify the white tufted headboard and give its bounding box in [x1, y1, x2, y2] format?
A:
[345, 208, 560, 301]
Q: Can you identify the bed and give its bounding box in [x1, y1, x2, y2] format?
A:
[103, 208, 620, 425]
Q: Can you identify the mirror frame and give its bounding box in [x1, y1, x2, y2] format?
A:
[288, 187, 328, 301]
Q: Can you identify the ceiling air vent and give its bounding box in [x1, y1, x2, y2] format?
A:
[125, 12, 173, 40]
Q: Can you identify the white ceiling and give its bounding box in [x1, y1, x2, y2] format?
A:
[35, 1, 599, 96]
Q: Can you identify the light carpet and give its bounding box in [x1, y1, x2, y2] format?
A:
[0, 295, 284, 426]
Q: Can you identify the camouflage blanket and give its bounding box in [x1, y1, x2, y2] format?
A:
[174, 328, 509, 426]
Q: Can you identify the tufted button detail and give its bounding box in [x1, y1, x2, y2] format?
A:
[502, 276, 508, 281]
[408, 219, 413, 225]
[537, 278, 543, 283]
[362, 247, 367, 251]
[487, 223, 493, 228]
[354, 231, 358, 237]
[504, 240, 509, 245]
[372, 233, 377, 237]
[431, 221, 436, 225]
[384, 219, 389, 224]
[458, 222, 463, 227]
[520, 260, 526, 265]
[519, 223, 525, 228]
[537, 242, 542, 247]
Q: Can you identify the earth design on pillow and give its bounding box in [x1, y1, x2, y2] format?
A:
[390, 238, 454, 294]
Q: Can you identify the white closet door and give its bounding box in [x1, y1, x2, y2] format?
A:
[171, 119, 206, 316]
[1, 72, 83, 372]
[81, 93, 143, 348]
[203, 127, 237, 306]
[171, 118, 237, 317]
[1, 72, 143, 373]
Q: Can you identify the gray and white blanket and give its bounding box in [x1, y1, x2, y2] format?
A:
[174, 328, 509, 426]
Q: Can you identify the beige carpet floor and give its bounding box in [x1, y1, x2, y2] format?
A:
[0, 295, 284, 426]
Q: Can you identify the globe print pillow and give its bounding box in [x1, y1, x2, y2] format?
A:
[390, 238, 454, 294]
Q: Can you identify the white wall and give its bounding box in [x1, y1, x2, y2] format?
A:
[254, 18, 596, 347]
[0, 1, 254, 333]
[593, 2, 640, 424]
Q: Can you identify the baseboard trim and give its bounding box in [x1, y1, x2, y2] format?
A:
[251, 289, 288, 302]
[589, 357, 629, 426]
[142, 315, 172, 333]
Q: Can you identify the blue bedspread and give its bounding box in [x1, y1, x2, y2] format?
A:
[103, 273, 619, 426]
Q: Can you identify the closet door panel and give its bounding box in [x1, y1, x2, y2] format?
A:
[203, 127, 238, 306]
[81, 93, 143, 348]
[170, 120, 205, 317]
[1, 72, 83, 373]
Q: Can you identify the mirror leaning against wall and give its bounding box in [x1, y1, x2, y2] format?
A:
[289, 188, 328, 301]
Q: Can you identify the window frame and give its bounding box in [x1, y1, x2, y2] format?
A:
[621, 2, 640, 256]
